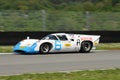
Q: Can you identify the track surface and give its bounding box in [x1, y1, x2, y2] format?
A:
[0, 50, 120, 75]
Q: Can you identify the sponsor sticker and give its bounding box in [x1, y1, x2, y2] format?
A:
[20, 46, 25, 49]
[64, 43, 71, 47]
[80, 37, 92, 41]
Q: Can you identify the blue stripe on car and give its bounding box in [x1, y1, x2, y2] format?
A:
[13, 42, 21, 51]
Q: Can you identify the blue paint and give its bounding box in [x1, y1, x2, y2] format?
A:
[55, 40, 61, 50]
[13, 42, 21, 51]
[13, 42, 39, 54]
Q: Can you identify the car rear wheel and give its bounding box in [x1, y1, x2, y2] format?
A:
[80, 41, 92, 53]
[40, 43, 51, 54]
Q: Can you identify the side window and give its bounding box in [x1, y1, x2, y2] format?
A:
[49, 35, 58, 40]
[57, 35, 68, 41]
[42, 35, 58, 40]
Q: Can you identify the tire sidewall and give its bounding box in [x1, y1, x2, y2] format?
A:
[40, 44, 50, 54]
[80, 41, 92, 53]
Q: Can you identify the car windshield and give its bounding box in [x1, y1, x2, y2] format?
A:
[41, 35, 58, 40]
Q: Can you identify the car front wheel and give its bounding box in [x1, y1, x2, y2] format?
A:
[40, 44, 51, 54]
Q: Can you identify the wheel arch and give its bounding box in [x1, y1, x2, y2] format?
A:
[39, 42, 53, 51]
[80, 40, 93, 53]
[81, 40, 93, 47]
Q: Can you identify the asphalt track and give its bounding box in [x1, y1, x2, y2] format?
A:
[0, 50, 120, 75]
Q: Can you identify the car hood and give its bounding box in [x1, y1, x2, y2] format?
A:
[19, 39, 39, 47]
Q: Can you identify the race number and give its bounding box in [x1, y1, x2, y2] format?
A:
[76, 39, 80, 46]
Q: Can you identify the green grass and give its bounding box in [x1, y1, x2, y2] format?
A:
[0, 43, 120, 53]
[96, 43, 120, 50]
[0, 46, 13, 53]
[0, 68, 120, 80]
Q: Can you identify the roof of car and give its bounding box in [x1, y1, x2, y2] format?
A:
[51, 33, 66, 35]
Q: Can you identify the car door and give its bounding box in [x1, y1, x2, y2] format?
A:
[57, 35, 76, 52]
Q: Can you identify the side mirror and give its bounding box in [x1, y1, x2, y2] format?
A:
[27, 36, 30, 39]
[70, 39, 74, 41]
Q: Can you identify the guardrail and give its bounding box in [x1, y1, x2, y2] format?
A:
[0, 31, 120, 45]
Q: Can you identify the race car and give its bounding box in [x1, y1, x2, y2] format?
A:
[13, 33, 100, 54]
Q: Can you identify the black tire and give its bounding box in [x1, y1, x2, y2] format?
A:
[40, 43, 51, 54]
[80, 41, 92, 53]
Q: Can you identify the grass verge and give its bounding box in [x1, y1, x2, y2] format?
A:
[0, 46, 13, 53]
[0, 43, 120, 53]
[96, 43, 120, 50]
[0, 68, 120, 80]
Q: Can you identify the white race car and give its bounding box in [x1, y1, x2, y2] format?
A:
[13, 33, 100, 54]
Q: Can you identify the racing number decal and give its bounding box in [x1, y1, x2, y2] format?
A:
[77, 39, 80, 46]
[55, 41, 61, 50]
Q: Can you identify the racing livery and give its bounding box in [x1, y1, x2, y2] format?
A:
[13, 33, 100, 54]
